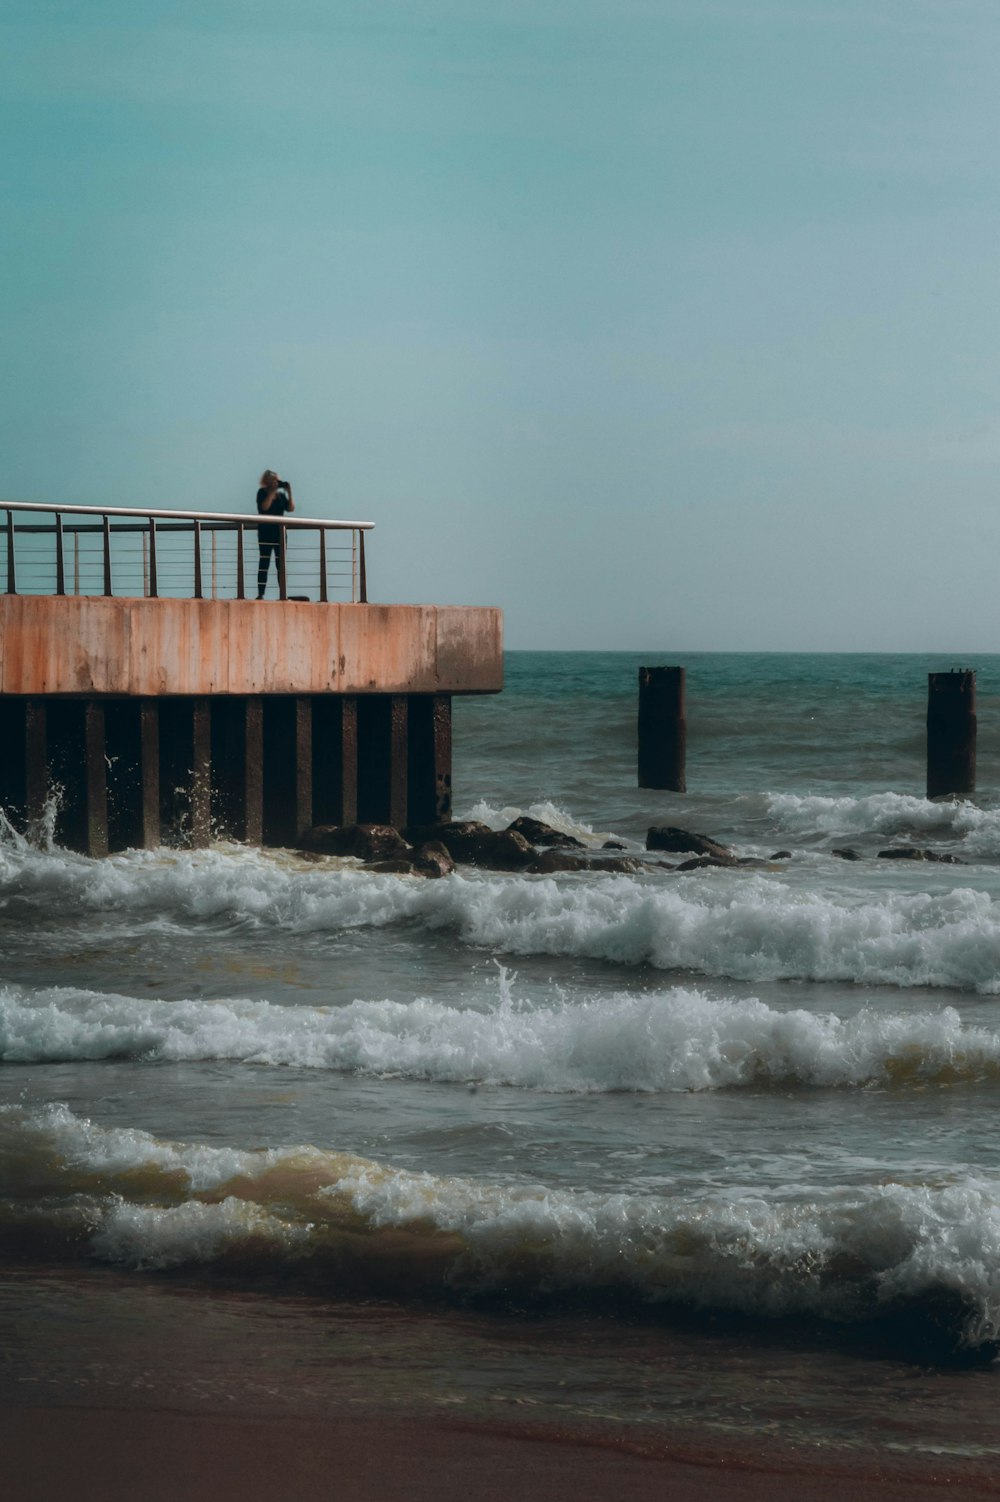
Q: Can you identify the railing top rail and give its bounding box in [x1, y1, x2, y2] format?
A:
[0, 499, 374, 531]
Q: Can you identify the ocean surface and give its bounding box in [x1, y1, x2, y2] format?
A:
[5, 650, 1000, 1463]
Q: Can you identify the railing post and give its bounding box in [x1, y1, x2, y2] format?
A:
[148, 517, 158, 597]
[73, 530, 80, 594]
[318, 527, 328, 603]
[236, 522, 245, 600]
[278, 522, 287, 600]
[102, 514, 113, 596]
[6, 510, 16, 595]
[55, 513, 66, 596]
[359, 531, 367, 603]
[193, 519, 203, 599]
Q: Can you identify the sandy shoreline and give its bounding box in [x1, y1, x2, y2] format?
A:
[3, 1405, 997, 1502]
[5, 1268, 1000, 1499]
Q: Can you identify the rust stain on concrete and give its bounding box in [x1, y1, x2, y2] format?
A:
[0, 598, 503, 697]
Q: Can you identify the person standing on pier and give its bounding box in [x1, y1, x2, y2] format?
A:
[256, 470, 295, 598]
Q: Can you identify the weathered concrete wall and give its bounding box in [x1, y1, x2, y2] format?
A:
[0, 598, 503, 697]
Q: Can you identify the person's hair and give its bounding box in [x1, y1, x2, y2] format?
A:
[259, 469, 279, 487]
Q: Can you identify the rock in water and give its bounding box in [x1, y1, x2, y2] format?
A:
[647, 826, 732, 860]
[298, 824, 410, 860]
[877, 847, 964, 864]
[405, 821, 537, 869]
[505, 816, 584, 849]
[413, 841, 456, 878]
[527, 849, 591, 874]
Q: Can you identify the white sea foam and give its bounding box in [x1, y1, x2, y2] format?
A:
[2, 841, 1000, 990]
[90, 1196, 312, 1269]
[4, 980, 1000, 1091]
[5, 1103, 1000, 1344]
[766, 791, 1000, 857]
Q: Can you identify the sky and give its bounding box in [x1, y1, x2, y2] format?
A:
[2, 0, 999, 650]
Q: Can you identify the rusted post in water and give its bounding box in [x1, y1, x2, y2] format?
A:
[927, 670, 976, 799]
[638, 666, 686, 792]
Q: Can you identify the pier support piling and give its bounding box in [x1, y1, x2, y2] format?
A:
[263, 697, 314, 846]
[105, 699, 160, 852]
[312, 696, 358, 827]
[407, 695, 452, 825]
[159, 698, 211, 847]
[927, 670, 976, 799]
[0, 698, 48, 833]
[45, 701, 108, 856]
[212, 698, 263, 844]
[638, 666, 686, 793]
[356, 695, 409, 826]
[139, 701, 161, 849]
[190, 699, 211, 847]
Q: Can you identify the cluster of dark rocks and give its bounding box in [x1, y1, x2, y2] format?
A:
[297, 815, 656, 878]
[296, 818, 964, 877]
[648, 827, 962, 867]
[833, 846, 964, 864]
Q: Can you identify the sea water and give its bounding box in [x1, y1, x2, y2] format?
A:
[4, 651, 1000, 1458]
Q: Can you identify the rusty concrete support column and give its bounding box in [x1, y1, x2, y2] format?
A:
[388, 695, 408, 829]
[292, 697, 313, 841]
[312, 696, 358, 828]
[927, 670, 976, 800]
[139, 700, 161, 849]
[262, 697, 313, 846]
[243, 698, 264, 845]
[24, 700, 48, 828]
[105, 700, 159, 852]
[407, 695, 452, 826]
[638, 666, 686, 793]
[190, 698, 211, 847]
[0, 698, 48, 833]
[158, 700, 187, 841]
[83, 701, 109, 857]
[212, 697, 263, 844]
[430, 694, 452, 822]
[340, 697, 358, 825]
[357, 696, 407, 826]
[0, 701, 22, 827]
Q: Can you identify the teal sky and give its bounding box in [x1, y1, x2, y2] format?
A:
[3, 0, 999, 649]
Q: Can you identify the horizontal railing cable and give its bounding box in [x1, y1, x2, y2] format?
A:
[0, 501, 374, 603]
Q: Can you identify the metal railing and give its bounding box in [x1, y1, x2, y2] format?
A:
[0, 501, 373, 603]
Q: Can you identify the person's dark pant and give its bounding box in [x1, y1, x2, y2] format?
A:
[257, 541, 283, 597]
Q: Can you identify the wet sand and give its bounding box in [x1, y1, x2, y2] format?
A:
[3, 1406, 998, 1502]
[4, 1269, 1000, 1500]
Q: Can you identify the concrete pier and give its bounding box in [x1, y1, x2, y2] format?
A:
[0, 596, 502, 854]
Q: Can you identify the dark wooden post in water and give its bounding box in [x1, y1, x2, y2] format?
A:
[927, 670, 976, 799]
[638, 666, 686, 792]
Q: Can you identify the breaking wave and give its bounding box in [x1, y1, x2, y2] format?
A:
[4, 979, 1000, 1092]
[1, 840, 999, 991]
[3, 1103, 1000, 1349]
[766, 792, 1000, 858]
